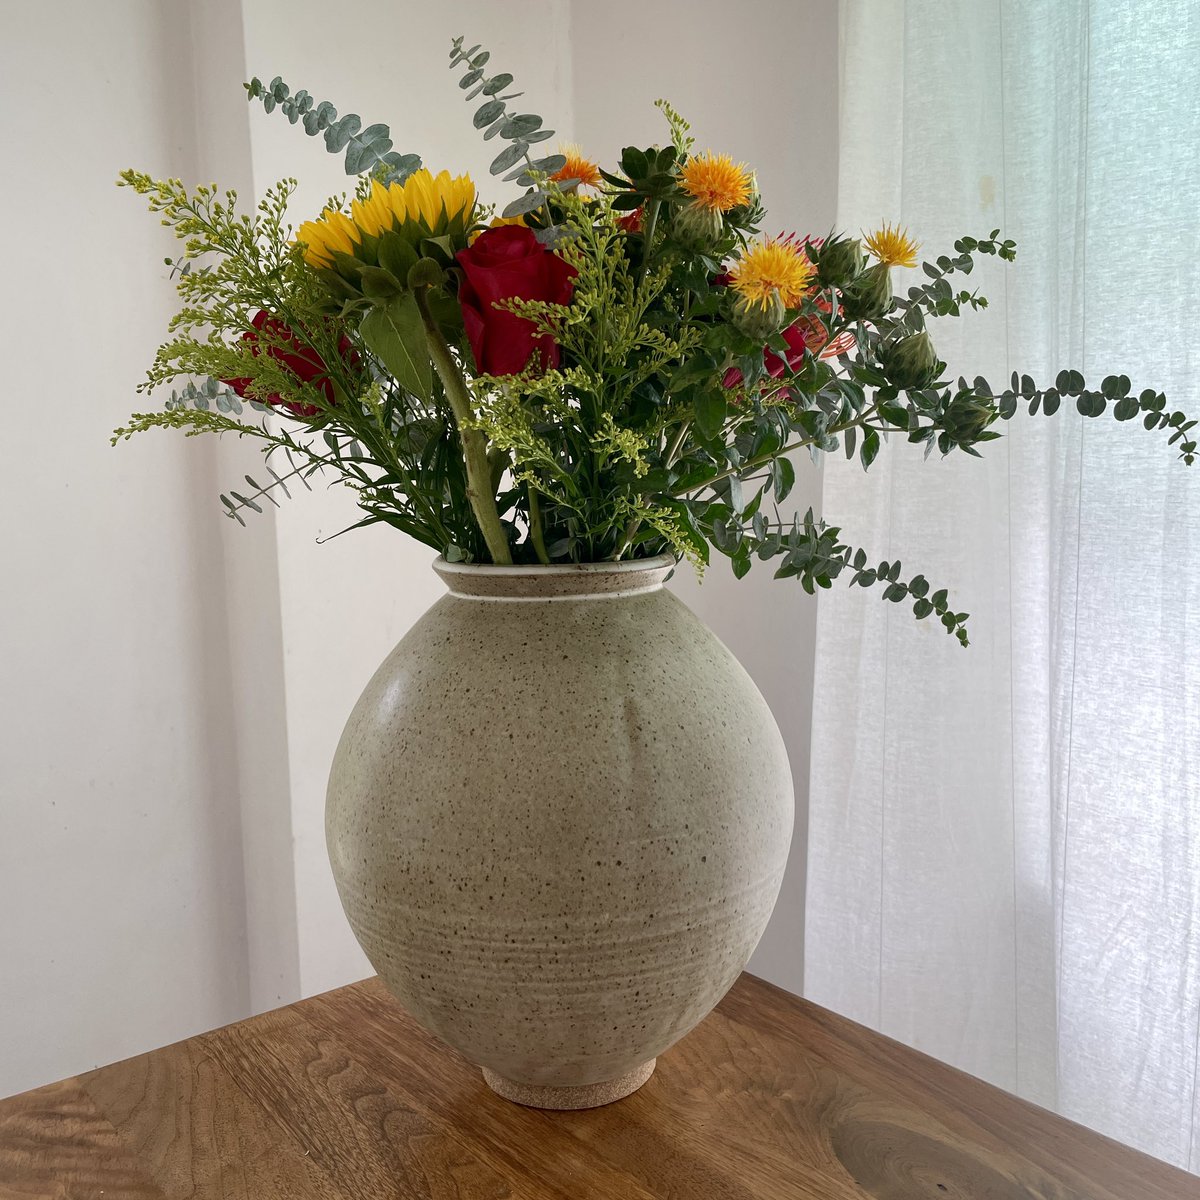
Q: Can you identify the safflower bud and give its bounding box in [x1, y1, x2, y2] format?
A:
[881, 331, 939, 390]
[731, 290, 787, 340]
[944, 394, 997, 443]
[815, 235, 866, 290]
[840, 260, 893, 321]
[673, 200, 725, 249]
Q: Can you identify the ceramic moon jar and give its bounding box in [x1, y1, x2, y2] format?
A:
[326, 554, 793, 1109]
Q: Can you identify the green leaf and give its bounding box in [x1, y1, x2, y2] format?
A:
[621, 146, 650, 179]
[377, 232, 419, 279]
[474, 99, 505, 128]
[361, 293, 432, 400]
[694, 389, 728, 440]
[772, 456, 796, 502]
[344, 122, 392, 173]
[229, 489, 262, 514]
[499, 113, 543, 138]
[860, 428, 881, 469]
[357, 265, 401, 300]
[502, 190, 548, 218]
[490, 141, 529, 175]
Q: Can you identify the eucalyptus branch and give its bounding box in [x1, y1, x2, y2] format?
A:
[244, 76, 421, 181]
[447, 37, 565, 219]
[708, 507, 971, 646]
[218, 457, 318, 525]
[677, 403, 882, 496]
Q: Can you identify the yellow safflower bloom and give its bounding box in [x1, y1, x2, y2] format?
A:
[550, 144, 602, 189]
[728, 239, 814, 309]
[679, 152, 753, 213]
[864, 223, 920, 269]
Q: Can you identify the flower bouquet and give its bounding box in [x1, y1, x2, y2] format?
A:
[119, 39, 1195, 645]
[116, 37, 1195, 1108]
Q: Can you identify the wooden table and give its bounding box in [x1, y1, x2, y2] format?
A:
[1, 974, 1196, 1199]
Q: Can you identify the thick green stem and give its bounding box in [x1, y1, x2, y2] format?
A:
[637, 198, 661, 281]
[414, 289, 512, 564]
[527, 485, 550, 564]
[612, 515, 642, 561]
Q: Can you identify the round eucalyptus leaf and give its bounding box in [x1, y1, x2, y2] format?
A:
[474, 99, 505, 129]
[502, 190, 548, 218]
[490, 140, 529, 175]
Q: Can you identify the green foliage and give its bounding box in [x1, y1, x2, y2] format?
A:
[654, 98, 695, 157]
[116, 170, 482, 556]
[448, 37, 564, 218]
[466, 189, 703, 563]
[244, 76, 421, 182]
[118, 46, 1196, 648]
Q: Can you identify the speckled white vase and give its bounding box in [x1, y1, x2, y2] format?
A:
[326, 555, 793, 1109]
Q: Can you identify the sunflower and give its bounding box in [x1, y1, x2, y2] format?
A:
[679, 152, 753, 213]
[550, 144, 602, 189]
[728, 239, 815, 309]
[298, 169, 476, 269]
[863, 223, 920, 269]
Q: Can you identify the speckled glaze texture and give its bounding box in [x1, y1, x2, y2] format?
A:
[326, 556, 793, 1107]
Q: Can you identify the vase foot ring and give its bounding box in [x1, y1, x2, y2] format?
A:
[482, 1059, 656, 1110]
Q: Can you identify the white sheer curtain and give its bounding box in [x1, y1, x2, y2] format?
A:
[807, 0, 1200, 1169]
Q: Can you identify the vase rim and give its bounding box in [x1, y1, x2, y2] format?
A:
[433, 553, 677, 601]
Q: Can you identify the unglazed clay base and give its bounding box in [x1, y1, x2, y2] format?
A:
[481, 1059, 656, 1110]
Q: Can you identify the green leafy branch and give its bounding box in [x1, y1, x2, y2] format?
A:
[245, 76, 421, 181]
[447, 37, 565, 217]
[991, 370, 1198, 463]
[896, 230, 1017, 322]
[219, 454, 318, 526]
[685, 501, 971, 646]
[163, 375, 257, 416]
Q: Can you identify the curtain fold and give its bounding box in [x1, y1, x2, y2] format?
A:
[808, 0, 1200, 1168]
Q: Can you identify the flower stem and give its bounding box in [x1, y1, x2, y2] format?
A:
[414, 288, 513, 564]
[637, 198, 661, 281]
[612, 515, 642, 561]
[527, 484, 550, 564]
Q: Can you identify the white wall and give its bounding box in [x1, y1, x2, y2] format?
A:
[0, 0, 836, 1096]
[0, 0, 256, 1096]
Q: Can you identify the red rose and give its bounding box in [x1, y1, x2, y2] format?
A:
[456, 226, 576, 376]
[224, 311, 353, 417]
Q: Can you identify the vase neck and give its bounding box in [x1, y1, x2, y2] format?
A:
[433, 556, 676, 601]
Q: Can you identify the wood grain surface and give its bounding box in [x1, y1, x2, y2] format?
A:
[2, 972, 1197, 1199]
